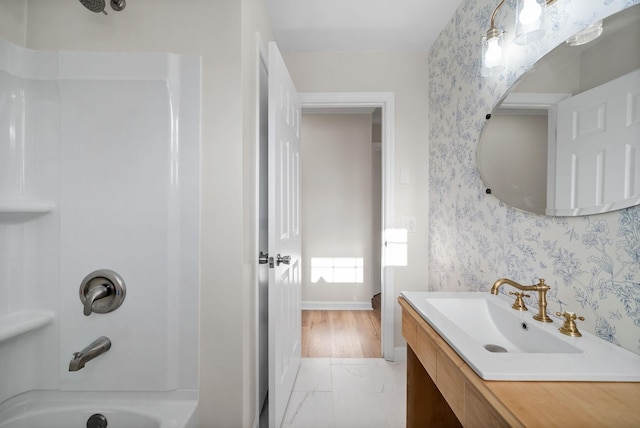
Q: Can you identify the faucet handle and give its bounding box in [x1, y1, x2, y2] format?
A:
[79, 270, 126, 316]
[508, 291, 530, 311]
[556, 311, 585, 337]
[83, 284, 111, 316]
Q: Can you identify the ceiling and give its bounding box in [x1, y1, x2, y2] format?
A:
[265, 0, 465, 52]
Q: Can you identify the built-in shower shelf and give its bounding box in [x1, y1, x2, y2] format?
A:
[0, 199, 55, 214]
[0, 311, 54, 343]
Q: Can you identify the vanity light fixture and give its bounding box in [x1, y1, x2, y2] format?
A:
[482, 0, 557, 76]
[515, 0, 549, 44]
[482, 0, 507, 76]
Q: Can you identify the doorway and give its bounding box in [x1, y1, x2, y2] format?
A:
[299, 109, 382, 358]
[298, 91, 396, 362]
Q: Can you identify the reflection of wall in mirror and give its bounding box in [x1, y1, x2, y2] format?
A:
[480, 113, 548, 214]
[514, 11, 640, 95]
[580, 16, 640, 92]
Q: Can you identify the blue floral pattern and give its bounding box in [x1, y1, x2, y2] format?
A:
[428, 0, 640, 354]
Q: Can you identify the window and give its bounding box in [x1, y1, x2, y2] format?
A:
[310, 257, 364, 284]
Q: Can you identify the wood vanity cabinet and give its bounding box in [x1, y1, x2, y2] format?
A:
[399, 297, 640, 427]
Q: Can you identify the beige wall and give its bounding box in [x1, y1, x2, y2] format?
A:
[0, 0, 26, 45]
[301, 113, 373, 304]
[283, 51, 430, 347]
[371, 130, 382, 297]
[6, 0, 273, 426]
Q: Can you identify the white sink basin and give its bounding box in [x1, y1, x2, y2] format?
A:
[401, 291, 640, 381]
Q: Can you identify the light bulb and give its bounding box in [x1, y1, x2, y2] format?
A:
[519, 0, 542, 26]
[484, 38, 502, 68]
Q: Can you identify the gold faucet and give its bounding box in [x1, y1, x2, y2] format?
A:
[556, 311, 585, 337]
[490, 278, 553, 323]
[508, 291, 530, 311]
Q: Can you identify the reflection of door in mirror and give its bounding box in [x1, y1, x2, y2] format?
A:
[551, 69, 640, 216]
[477, 4, 640, 216]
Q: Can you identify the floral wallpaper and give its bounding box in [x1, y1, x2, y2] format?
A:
[428, 0, 640, 354]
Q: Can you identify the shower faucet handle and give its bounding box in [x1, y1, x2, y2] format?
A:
[83, 284, 111, 316]
[79, 269, 126, 316]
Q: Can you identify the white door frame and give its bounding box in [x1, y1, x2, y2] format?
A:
[299, 91, 396, 362]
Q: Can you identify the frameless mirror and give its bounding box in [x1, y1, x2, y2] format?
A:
[478, 5, 640, 216]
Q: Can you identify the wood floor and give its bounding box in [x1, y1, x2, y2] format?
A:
[301, 294, 381, 358]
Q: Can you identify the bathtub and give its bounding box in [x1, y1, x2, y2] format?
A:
[0, 390, 198, 428]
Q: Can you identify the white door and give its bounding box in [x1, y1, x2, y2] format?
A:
[553, 69, 640, 215]
[268, 41, 302, 428]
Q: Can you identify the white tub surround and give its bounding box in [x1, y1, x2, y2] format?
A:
[0, 37, 200, 416]
[0, 311, 54, 343]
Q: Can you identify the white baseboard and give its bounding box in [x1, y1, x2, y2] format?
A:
[393, 346, 407, 362]
[301, 301, 373, 311]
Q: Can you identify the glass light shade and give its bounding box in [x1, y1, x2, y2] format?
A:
[482, 32, 506, 76]
[565, 20, 603, 46]
[516, 0, 547, 44]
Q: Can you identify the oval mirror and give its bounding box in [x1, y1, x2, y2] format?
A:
[478, 4, 640, 216]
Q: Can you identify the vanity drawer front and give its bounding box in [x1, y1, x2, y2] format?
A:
[402, 309, 417, 346]
[415, 327, 437, 378]
[437, 348, 465, 423]
[465, 382, 511, 428]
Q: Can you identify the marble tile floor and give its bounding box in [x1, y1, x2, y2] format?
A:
[279, 357, 406, 428]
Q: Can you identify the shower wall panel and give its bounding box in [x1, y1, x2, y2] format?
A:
[0, 40, 60, 403]
[0, 39, 200, 402]
[55, 51, 201, 392]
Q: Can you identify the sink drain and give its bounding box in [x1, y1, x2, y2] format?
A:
[87, 413, 107, 428]
[484, 344, 508, 353]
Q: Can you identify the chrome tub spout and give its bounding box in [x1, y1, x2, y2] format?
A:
[69, 336, 111, 371]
